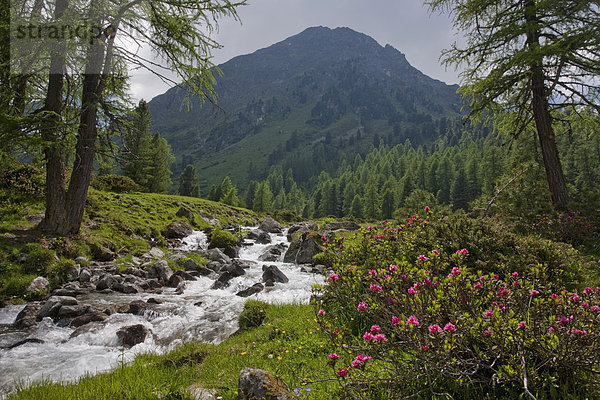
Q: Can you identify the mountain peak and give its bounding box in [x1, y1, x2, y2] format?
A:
[149, 27, 461, 189]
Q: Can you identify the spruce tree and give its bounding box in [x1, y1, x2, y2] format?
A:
[178, 164, 200, 197]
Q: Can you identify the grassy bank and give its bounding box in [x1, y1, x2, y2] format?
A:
[0, 188, 260, 302]
[6, 302, 339, 399]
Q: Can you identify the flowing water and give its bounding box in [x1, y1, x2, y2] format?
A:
[0, 229, 323, 394]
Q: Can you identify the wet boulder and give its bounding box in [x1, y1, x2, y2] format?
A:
[173, 270, 196, 281]
[221, 263, 246, 278]
[283, 231, 323, 264]
[287, 221, 319, 240]
[236, 283, 264, 298]
[259, 217, 282, 234]
[37, 296, 78, 320]
[223, 245, 240, 259]
[165, 221, 193, 239]
[116, 324, 150, 347]
[168, 274, 185, 288]
[96, 274, 116, 291]
[14, 303, 41, 329]
[147, 260, 173, 283]
[262, 265, 289, 284]
[70, 311, 108, 328]
[248, 229, 271, 244]
[238, 368, 294, 400]
[204, 248, 231, 264]
[258, 243, 288, 262]
[182, 258, 199, 271]
[57, 304, 89, 319]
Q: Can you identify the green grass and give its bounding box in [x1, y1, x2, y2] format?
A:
[84, 189, 259, 256]
[7, 342, 205, 400]
[7, 302, 341, 400]
[0, 187, 259, 301]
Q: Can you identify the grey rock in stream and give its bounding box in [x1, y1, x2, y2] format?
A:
[259, 217, 282, 234]
[236, 283, 264, 298]
[283, 232, 323, 264]
[204, 248, 231, 264]
[147, 260, 173, 283]
[13, 303, 41, 329]
[37, 296, 78, 320]
[165, 221, 193, 239]
[262, 265, 289, 284]
[116, 324, 150, 347]
[258, 243, 287, 262]
[248, 229, 271, 244]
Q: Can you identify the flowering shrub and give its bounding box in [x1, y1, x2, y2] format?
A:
[532, 211, 600, 249]
[315, 215, 600, 398]
[0, 162, 45, 198]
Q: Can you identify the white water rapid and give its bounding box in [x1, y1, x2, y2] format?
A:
[0, 229, 324, 395]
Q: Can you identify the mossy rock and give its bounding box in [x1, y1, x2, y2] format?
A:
[209, 228, 238, 249]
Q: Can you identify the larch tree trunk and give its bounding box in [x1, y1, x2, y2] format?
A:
[60, 32, 106, 234]
[525, 0, 570, 209]
[39, 0, 69, 233]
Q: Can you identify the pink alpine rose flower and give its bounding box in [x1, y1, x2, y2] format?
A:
[406, 315, 420, 326]
[370, 284, 383, 292]
[428, 324, 443, 334]
[444, 323, 456, 332]
[357, 302, 368, 312]
[329, 273, 339, 281]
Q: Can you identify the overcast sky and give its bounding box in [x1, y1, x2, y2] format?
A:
[128, 0, 463, 102]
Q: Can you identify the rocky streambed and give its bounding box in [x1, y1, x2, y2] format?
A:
[0, 220, 330, 394]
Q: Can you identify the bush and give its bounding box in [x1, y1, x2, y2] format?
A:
[45, 258, 76, 286]
[0, 274, 36, 298]
[208, 228, 238, 249]
[315, 215, 600, 398]
[91, 174, 140, 193]
[238, 300, 267, 331]
[313, 252, 333, 268]
[532, 210, 600, 250]
[0, 162, 45, 198]
[21, 243, 57, 275]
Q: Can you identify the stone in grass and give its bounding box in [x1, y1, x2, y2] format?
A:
[26, 276, 49, 294]
[238, 368, 294, 400]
